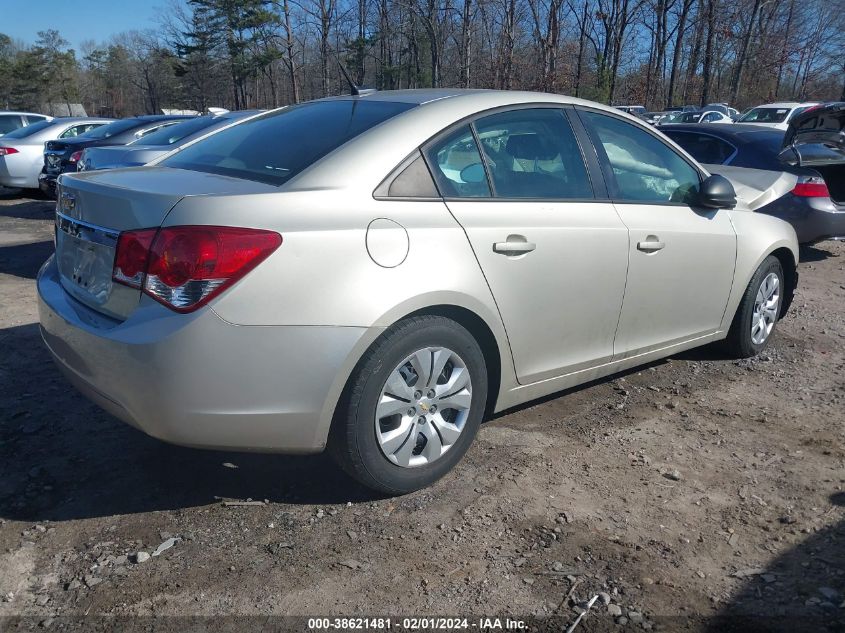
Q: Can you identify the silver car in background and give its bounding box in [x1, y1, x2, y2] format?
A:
[0, 118, 113, 189]
[79, 110, 263, 172]
[38, 90, 799, 494]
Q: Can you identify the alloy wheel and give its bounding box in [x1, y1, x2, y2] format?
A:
[751, 272, 780, 345]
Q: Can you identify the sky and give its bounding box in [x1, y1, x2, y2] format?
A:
[1, 0, 187, 50]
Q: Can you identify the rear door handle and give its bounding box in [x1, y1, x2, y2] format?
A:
[637, 238, 665, 252]
[493, 240, 536, 255]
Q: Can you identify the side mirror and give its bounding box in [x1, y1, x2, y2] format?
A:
[460, 162, 486, 184]
[697, 174, 736, 209]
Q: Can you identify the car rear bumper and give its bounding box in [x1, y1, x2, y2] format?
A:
[758, 194, 845, 244]
[37, 255, 367, 453]
[0, 160, 35, 188]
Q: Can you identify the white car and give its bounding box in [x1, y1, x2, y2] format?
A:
[736, 102, 820, 131]
[666, 110, 734, 125]
[0, 111, 53, 137]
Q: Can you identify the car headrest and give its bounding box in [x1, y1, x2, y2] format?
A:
[506, 134, 558, 160]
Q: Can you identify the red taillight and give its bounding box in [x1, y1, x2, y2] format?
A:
[113, 229, 157, 288]
[792, 176, 830, 198]
[0, 147, 19, 156]
[69, 150, 83, 163]
[112, 226, 282, 312]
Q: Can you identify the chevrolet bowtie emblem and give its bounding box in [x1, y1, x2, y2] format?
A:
[419, 402, 430, 412]
[60, 191, 76, 212]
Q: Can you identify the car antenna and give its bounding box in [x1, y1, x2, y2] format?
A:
[335, 54, 376, 97]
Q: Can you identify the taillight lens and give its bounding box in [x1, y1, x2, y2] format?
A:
[112, 226, 282, 312]
[792, 176, 830, 198]
[0, 147, 19, 156]
[69, 150, 83, 163]
[113, 229, 157, 288]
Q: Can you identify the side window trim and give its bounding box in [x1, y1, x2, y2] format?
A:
[575, 106, 706, 206]
[468, 121, 498, 198]
[390, 102, 622, 202]
[563, 106, 609, 199]
[420, 123, 491, 200]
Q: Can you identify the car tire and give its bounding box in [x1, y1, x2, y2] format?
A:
[330, 315, 488, 495]
[724, 255, 784, 358]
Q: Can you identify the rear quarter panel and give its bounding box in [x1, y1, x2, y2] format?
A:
[164, 189, 518, 429]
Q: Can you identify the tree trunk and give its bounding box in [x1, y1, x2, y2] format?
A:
[730, 0, 760, 105]
[699, 0, 715, 106]
[573, 0, 589, 98]
[667, 0, 692, 108]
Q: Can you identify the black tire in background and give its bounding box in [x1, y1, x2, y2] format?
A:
[330, 315, 488, 495]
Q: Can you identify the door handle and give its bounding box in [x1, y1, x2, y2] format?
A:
[637, 238, 665, 252]
[493, 240, 536, 255]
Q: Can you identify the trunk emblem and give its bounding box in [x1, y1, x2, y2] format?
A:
[60, 191, 76, 213]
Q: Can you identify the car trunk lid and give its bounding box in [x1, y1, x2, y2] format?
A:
[779, 102, 845, 166]
[54, 167, 278, 320]
[780, 103, 845, 205]
[702, 163, 798, 211]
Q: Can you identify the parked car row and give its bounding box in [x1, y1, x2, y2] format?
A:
[615, 101, 819, 132]
[0, 117, 114, 189]
[0, 110, 262, 197]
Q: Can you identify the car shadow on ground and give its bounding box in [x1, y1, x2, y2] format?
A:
[704, 491, 845, 633]
[0, 240, 53, 279]
[0, 322, 377, 524]
[799, 243, 839, 262]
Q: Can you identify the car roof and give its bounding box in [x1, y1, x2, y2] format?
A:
[749, 102, 817, 109]
[659, 123, 784, 142]
[312, 89, 630, 117]
[47, 117, 115, 123]
[133, 114, 194, 121]
[0, 111, 52, 116]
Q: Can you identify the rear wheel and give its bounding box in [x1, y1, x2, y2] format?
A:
[724, 255, 784, 358]
[330, 315, 487, 494]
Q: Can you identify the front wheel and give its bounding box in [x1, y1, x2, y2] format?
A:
[724, 255, 784, 358]
[330, 315, 488, 495]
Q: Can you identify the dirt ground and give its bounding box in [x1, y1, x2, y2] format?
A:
[0, 187, 843, 633]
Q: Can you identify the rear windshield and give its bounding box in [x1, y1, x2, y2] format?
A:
[131, 116, 222, 146]
[679, 112, 702, 123]
[738, 107, 791, 123]
[81, 118, 146, 139]
[162, 100, 416, 186]
[2, 120, 54, 138]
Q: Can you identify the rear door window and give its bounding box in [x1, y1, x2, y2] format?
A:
[472, 108, 593, 199]
[2, 120, 53, 138]
[163, 100, 416, 186]
[60, 123, 105, 138]
[579, 110, 701, 204]
[0, 115, 23, 134]
[663, 131, 736, 165]
[425, 126, 491, 198]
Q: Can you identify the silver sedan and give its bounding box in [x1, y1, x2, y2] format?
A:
[0, 118, 113, 189]
[37, 90, 798, 493]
